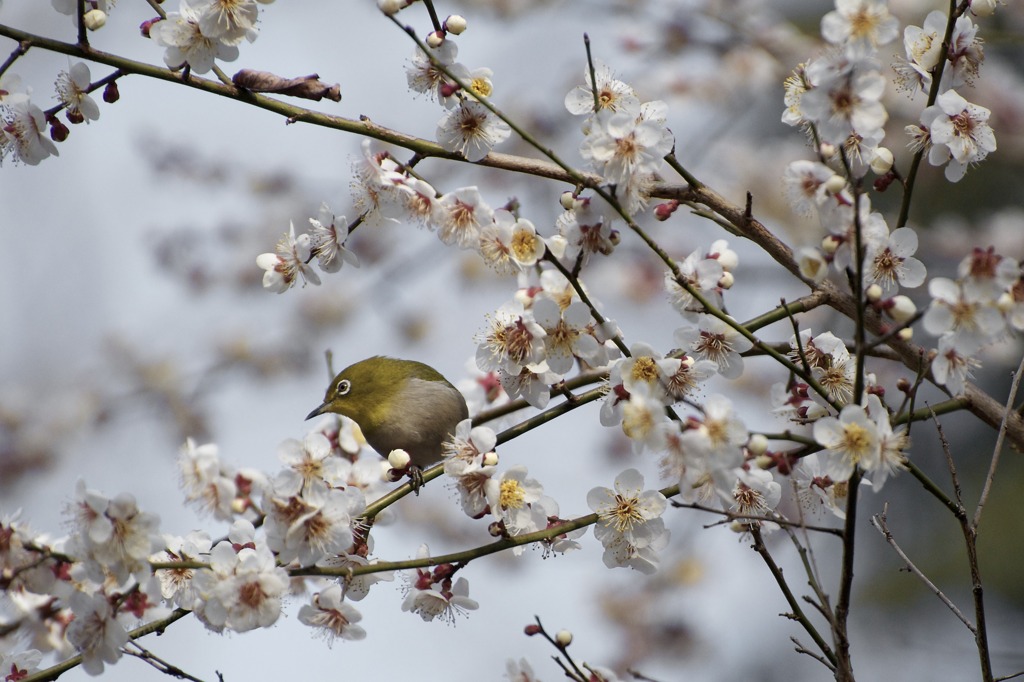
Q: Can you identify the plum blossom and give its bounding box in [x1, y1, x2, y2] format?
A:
[298, 584, 366, 644]
[914, 89, 996, 182]
[813, 404, 881, 481]
[256, 222, 320, 293]
[436, 101, 511, 162]
[55, 62, 100, 123]
[150, 0, 241, 74]
[863, 226, 927, 295]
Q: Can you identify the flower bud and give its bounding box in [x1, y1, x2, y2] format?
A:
[971, 0, 998, 17]
[482, 451, 499, 467]
[555, 629, 573, 647]
[654, 200, 679, 221]
[865, 283, 883, 302]
[747, 433, 769, 457]
[426, 30, 446, 48]
[824, 174, 847, 195]
[821, 234, 842, 255]
[873, 171, 896, 193]
[49, 118, 69, 142]
[897, 327, 913, 341]
[103, 81, 120, 103]
[819, 142, 836, 158]
[388, 449, 411, 470]
[997, 291, 1014, 313]
[524, 624, 542, 636]
[66, 109, 85, 125]
[888, 295, 916, 323]
[712, 244, 739, 272]
[718, 271, 735, 290]
[377, 0, 405, 15]
[546, 234, 568, 260]
[559, 191, 576, 210]
[444, 14, 467, 34]
[140, 17, 160, 38]
[870, 147, 894, 175]
[84, 9, 107, 30]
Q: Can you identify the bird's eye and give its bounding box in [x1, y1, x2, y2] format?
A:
[335, 379, 351, 397]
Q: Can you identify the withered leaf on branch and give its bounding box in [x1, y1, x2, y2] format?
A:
[232, 69, 341, 102]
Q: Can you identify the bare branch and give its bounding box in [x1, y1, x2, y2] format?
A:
[870, 506, 975, 634]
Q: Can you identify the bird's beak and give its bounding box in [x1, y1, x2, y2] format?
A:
[306, 402, 329, 420]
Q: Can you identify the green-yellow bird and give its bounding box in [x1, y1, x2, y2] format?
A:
[306, 356, 469, 471]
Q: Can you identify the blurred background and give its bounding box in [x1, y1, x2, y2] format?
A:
[3, 0, 1024, 680]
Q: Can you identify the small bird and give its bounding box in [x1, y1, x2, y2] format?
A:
[306, 356, 469, 473]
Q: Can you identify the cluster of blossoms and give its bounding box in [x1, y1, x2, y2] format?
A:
[401, 18, 512, 162]
[0, 413, 422, 675]
[148, 0, 273, 75]
[781, 1, 1020, 400]
[569, 61, 675, 213]
[923, 248, 1024, 395]
[0, 483, 169, 675]
[2, 0, 274, 166]
[1, 60, 104, 166]
[442, 421, 585, 560]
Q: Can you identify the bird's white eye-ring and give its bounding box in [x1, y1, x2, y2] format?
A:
[335, 379, 351, 397]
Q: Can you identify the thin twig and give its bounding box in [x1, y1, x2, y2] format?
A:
[973, 351, 1024, 530]
[749, 527, 837, 669]
[870, 505, 975, 633]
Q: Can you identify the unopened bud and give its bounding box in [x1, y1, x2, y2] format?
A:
[426, 30, 446, 48]
[897, 327, 913, 341]
[83, 9, 107, 30]
[819, 142, 836, 158]
[888, 295, 917, 323]
[524, 624, 542, 636]
[718, 271, 735, 290]
[559, 191, 576, 210]
[824, 174, 847, 195]
[103, 81, 120, 103]
[439, 81, 460, 98]
[555, 629, 573, 647]
[870, 147, 894, 175]
[482, 451, 499, 467]
[654, 200, 679, 221]
[865, 283, 883, 302]
[49, 119, 69, 142]
[66, 109, 85, 125]
[388, 449, 411, 470]
[747, 433, 769, 457]
[997, 291, 1014, 313]
[971, 0, 998, 17]
[377, 0, 405, 15]
[444, 14, 467, 34]
[140, 17, 160, 38]
[873, 171, 897, 193]
[754, 454, 773, 469]
[546, 234, 567, 260]
[821, 234, 842, 255]
[896, 377, 912, 393]
[713, 247, 739, 272]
